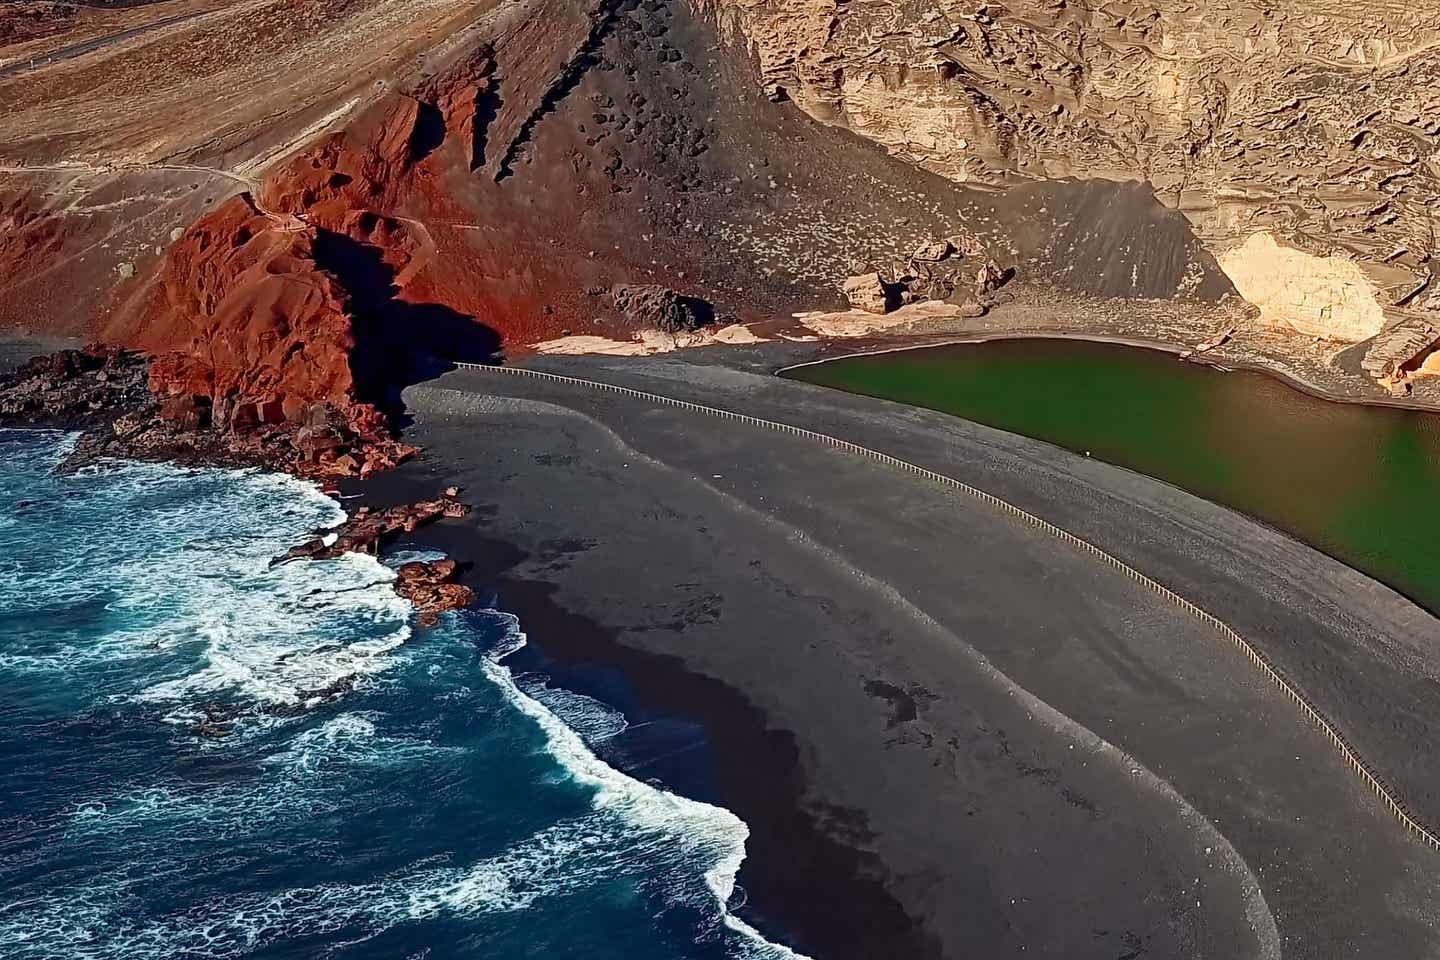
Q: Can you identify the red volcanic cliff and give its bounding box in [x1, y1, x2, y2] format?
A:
[104, 57, 504, 429]
[130, 196, 359, 426]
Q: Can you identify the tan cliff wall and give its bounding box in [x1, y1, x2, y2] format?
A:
[696, 0, 1440, 348]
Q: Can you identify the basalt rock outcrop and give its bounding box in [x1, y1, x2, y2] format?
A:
[0, 344, 148, 426]
[0, 343, 417, 479]
[274, 494, 471, 565]
[610, 284, 715, 333]
[273, 494, 476, 626]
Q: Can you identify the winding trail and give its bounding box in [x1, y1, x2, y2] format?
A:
[0, 162, 260, 192]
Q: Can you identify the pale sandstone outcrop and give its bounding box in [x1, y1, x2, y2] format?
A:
[1420, 349, 1440, 379]
[843, 272, 893, 314]
[532, 323, 769, 356]
[699, 0, 1440, 342]
[1219, 233, 1385, 341]
[798, 299, 972, 337]
[1362, 316, 1440, 386]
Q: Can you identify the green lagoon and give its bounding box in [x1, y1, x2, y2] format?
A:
[785, 338, 1440, 613]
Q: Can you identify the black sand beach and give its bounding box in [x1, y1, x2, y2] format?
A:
[9, 336, 1440, 958]
[356, 353, 1440, 959]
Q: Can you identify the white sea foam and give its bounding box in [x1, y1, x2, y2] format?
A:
[1, 436, 807, 959]
[518, 675, 630, 744]
[261, 711, 463, 775]
[382, 548, 449, 568]
[1, 449, 410, 720]
[482, 613, 809, 959]
[9, 614, 808, 960]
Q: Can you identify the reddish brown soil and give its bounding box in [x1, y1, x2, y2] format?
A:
[124, 195, 360, 420]
[3, 0, 1238, 430]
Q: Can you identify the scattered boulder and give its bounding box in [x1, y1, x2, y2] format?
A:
[905, 261, 967, 302]
[910, 239, 954, 264]
[843, 272, 895, 314]
[394, 559, 475, 626]
[610, 284, 715, 334]
[842, 237, 1010, 318]
[975, 262, 1008, 296]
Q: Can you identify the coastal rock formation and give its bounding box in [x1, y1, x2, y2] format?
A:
[126, 196, 361, 424]
[0, 343, 417, 479]
[394, 558, 476, 626]
[275, 493, 477, 625]
[0, 344, 147, 425]
[274, 494, 471, 565]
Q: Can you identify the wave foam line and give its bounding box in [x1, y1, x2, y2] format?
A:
[483, 612, 810, 960]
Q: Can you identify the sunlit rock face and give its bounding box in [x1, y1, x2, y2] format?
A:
[700, 0, 1440, 335]
[1219, 233, 1386, 342]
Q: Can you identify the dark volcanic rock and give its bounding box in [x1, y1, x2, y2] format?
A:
[273, 491, 476, 627]
[0, 346, 417, 480]
[273, 494, 471, 565]
[609, 283, 714, 333]
[0, 344, 148, 427]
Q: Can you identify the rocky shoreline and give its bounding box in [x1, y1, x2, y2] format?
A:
[0, 343, 478, 633]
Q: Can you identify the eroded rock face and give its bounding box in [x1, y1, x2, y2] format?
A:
[1362, 317, 1440, 391]
[699, 0, 1440, 338]
[274, 494, 471, 564]
[127, 195, 360, 425]
[842, 272, 893, 314]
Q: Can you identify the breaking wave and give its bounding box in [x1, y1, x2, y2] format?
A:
[0, 429, 806, 960]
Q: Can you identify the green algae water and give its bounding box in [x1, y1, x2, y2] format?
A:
[785, 338, 1440, 613]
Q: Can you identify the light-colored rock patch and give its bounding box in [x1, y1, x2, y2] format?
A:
[1218, 233, 1385, 342]
[531, 323, 768, 356]
[797, 300, 966, 338]
[709, 323, 768, 345]
[842, 272, 891, 314]
[531, 335, 653, 356]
